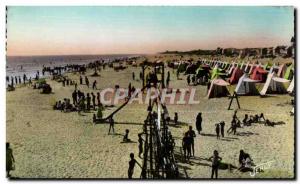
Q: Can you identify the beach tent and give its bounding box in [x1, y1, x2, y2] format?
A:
[287, 76, 294, 93]
[211, 66, 226, 80]
[268, 64, 275, 74]
[207, 78, 230, 98]
[277, 64, 287, 78]
[224, 63, 230, 70]
[177, 63, 187, 73]
[235, 74, 260, 95]
[244, 62, 250, 73]
[250, 66, 268, 82]
[284, 64, 293, 80]
[240, 62, 246, 70]
[229, 67, 244, 84]
[227, 64, 235, 75]
[248, 64, 255, 74]
[260, 72, 290, 95]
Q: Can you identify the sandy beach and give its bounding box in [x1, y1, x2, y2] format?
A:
[6, 55, 294, 179]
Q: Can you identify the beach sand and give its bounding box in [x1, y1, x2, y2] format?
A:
[6, 56, 294, 178]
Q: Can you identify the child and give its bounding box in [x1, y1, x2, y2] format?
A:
[209, 150, 222, 179]
[128, 153, 141, 179]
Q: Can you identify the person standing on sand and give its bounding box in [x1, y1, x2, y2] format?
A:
[187, 75, 191, 85]
[220, 121, 225, 138]
[86, 93, 91, 111]
[187, 126, 196, 157]
[96, 92, 101, 106]
[182, 132, 192, 161]
[128, 153, 142, 179]
[132, 72, 135, 80]
[196, 112, 202, 134]
[92, 80, 97, 90]
[79, 76, 83, 85]
[209, 150, 222, 179]
[91, 92, 96, 110]
[174, 112, 178, 124]
[23, 74, 27, 84]
[108, 117, 115, 134]
[6, 143, 15, 178]
[215, 124, 220, 139]
[85, 76, 89, 88]
[138, 133, 144, 158]
[72, 90, 78, 105]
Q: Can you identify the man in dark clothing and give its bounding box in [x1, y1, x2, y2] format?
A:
[209, 150, 222, 179]
[72, 90, 78, 105]
[187, 126, 196, 157]
[79, 76, 83, 85]
[196, 112, 202, 134]
[174, 112, 178, 124]
[86, 93, 91, 111]
[85, 76, 89, 88]
[215, 124, 220, 139]
[220, 121, 225, 138]
[23, 74, 27, 84]
[92, 80, 97, 90]
[132, 72, 135, 80]
[182, 132, 191, 161]
[187, 75, 191, 85]
[97, 92, 101, 106]
[91, 92, 96, 110]
[108, 117, 115, 134]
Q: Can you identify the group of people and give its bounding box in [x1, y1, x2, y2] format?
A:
[187, 74, 208, 86]
[79, 75, 98, 90]
[6, 74, 32, 88]
[242, 113, 266, 126]
[53, 98, 76, 112]
[182, 126, 196, 161]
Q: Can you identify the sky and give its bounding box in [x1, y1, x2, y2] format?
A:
[7, 6, 294, 56]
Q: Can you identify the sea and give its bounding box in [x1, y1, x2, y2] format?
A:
[6, 54, 137, 80]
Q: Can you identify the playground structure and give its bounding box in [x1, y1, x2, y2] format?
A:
[140, 90, 179, 179]
[93, 61, 179, 178]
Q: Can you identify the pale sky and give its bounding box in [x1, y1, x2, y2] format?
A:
[7, 6, 294, 56]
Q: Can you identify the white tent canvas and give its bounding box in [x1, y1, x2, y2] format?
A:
[207, 79, 230, 98]
[244, 62, 250, 72]
[260, 72, 290, 95]
[227, 64, 235, 75]
[287, 76, 294, 93]
[235, 74, 260, 95]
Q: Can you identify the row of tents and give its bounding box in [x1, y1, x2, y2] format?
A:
[175, 60, 294, 98]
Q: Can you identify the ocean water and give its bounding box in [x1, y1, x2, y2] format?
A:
[6, 54, 136, 80]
